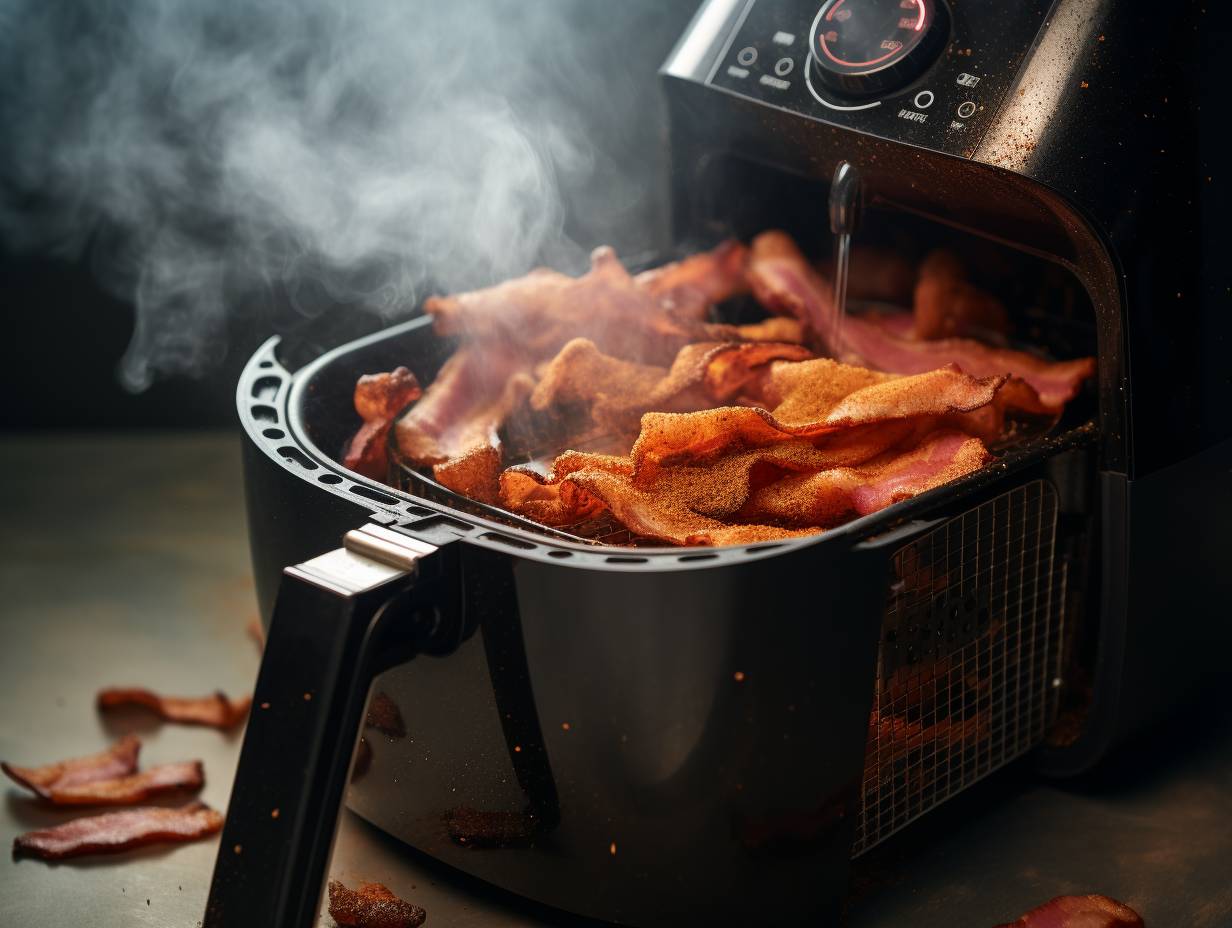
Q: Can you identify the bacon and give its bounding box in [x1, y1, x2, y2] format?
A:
[912, 250, 1009, 339]
[97, 688, 251, 729]
[748, 231, 1094, 409]
[994, 894, 1144, 928]
[43, 761, 204, 807]
[2, 735, 140, 799]
[327, 880, 426, 928]
[342, 367, 423, 480]
[12, 801, 223, 860]
[634, 239, 749, 313]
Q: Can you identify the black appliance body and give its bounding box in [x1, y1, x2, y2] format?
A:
[206, 2, 1231, 926]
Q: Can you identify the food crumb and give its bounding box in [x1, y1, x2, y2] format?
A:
[609, 842, 617, 856]
[271, 808, 280, 819]
[1080, 81, 1089, 88]
[303, 692, 312, 701]
[561, 722, 570, 731]
[513, 745, 522, 753]
[234, 844, 243, 855]
[260, 702, 270, 710]
[733, 671, 746, 682]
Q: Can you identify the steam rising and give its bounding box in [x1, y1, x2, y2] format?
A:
[0, 0, 671, 389]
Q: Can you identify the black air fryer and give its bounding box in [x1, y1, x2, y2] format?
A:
[206, 1, 1231, 925]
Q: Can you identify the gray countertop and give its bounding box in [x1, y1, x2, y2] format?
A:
[1, 433, 1229, 927]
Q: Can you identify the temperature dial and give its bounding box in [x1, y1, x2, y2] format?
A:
[810, 0, 950, 99]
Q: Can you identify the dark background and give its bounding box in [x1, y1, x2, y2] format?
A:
[0, 1, 701, 430]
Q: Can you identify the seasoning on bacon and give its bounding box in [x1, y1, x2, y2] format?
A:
[747, 230, 1095, 409]
[343, 367, 423, 481]
[327, 879, 426, 928]
[43, 760, 205, 807]
[2, 734, 141, 800]
[995, 894, 1144, 928]
[97, 688, 251, 729]
[12, 801, 223, 861]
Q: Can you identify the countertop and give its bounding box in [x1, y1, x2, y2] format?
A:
[1, 433, 1229, 927]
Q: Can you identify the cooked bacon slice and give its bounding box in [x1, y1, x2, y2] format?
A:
[97, 688, 251, 729]
[635, 239, 749, 324]
[819, 246, 917, 306]
[342, 367, 423, 480]
[748, 231, 1094, 408]
[44, 761, 204, 807]
[12, 801, 223, 860]
[394, 346, 534, 467]
[327, 880, 426, 928]
[912, 250, 1009, 339]
[2, 735, 140, 799]
[995, 894, 1144, 928]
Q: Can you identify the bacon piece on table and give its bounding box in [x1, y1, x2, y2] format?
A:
[343, 367, 423, 480]
[328, 880, 426, 928]
[2, 735, 141, 799]
[994, 894, 1144, 928]
[12, 801, 223, 860]
[748, 231, 1094, 409]
[97, 688, 251, 729]
[41, 760, 205, 807]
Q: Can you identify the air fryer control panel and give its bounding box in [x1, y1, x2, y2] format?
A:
[705, 0, 1051, 157]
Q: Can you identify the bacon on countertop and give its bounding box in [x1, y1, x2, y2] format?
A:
[343, 367, 423, 480]
[327, 879, 426, 928]
[12, 801, 223, 860]
[2, 735, 140, 799]
[41, 760, 204, 807]
[995, 894, 1144, 928]
[748, 231, 1094, 409]
[97, 688, 251, 730]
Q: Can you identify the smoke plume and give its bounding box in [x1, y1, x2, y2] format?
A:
[0, 0, 679, 389]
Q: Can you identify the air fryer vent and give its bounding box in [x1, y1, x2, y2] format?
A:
[851, 479, 1066, 856]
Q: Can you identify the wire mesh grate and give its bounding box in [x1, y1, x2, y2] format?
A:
[851, 479, 1067, 856]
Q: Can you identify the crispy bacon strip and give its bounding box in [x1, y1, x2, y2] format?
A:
[45, 761, 204, 807]
[12, 801, 223, 860]
[97, 688, 251, 729]
[343, 367, 423, 480]
[327, 880, 426, 928]
[2, 735, 141, 799]
[913, 250, 1009, 340]
[995, 894, 1144, 928]
[748, 231, 1094, 408]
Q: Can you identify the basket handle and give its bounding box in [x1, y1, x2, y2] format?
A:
[204, 525, 451, 928]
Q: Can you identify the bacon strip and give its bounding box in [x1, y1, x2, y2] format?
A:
[343, 367, 423, 480]
[912, 250, 1009, 340]
[748, 231, 1094, 409]
[12, 801, 223, 860]
[634, 239, 749, 311]
[97, 688, 251, 729]
[2, 735, 141, 799]
[995, 894, 1144, 928]
[44, 761, 204, 806]
[328, 880, 426, 928]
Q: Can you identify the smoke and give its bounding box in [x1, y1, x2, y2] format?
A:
[0, 0, 677, 389]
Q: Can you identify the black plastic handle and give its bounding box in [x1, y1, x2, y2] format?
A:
[204, 542, 437, 928]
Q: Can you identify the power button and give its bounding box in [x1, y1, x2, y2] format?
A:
[957, 101, 977, 119]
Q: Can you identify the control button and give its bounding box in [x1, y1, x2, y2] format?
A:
[727, 66, 750, 79]
[913, 89, 935, 109]
[759, 74, 791, 90]
[956, 100, 976, 118]
[773, 31, 796, 46]
[737, 46, 757, 66]
[957, 72, 980, 88]
[774, 57, 795, 77]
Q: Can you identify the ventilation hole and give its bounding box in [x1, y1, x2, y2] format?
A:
[277, 446, 318, 470]
[262, 428, 285, 440]
[251, 376, 282, 402]
[745, 543, 785, 554]
[405, 505, 433, 517]
[318, 474, 343, 485]
[605, 556, 648, 564]
[250, 404, 278, 424]
[258, 360, 274, 369]
[547, 550, 573, 559]
[480, 532, 536, 551]
[678, 553, 718, 562]
[349, 484, 397, 506]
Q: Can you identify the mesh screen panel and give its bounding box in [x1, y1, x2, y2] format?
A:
[851, 479, 1066, 856]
